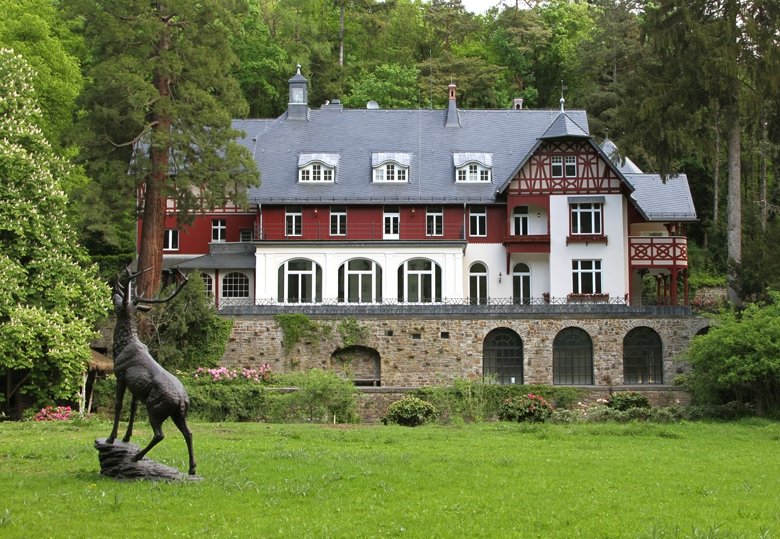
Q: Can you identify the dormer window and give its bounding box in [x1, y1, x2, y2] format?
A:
[372, 153, 411, 183]
[453, 153, 492, 183]
[298, 153, 338, 183]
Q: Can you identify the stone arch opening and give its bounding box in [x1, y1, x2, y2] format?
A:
[623, 326, 663, 384]
[482, 327, 524, 385]
[330, 345, 381, 386]
[553, 327, 593, 385]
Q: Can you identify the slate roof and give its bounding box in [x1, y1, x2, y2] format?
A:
[627, 173, 698, 221]
[538, 112, 590, 139]
[234, 107, 588, 205]
[601, 138, 643, 174]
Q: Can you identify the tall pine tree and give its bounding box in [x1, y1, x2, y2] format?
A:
[67, 0, 260, 294]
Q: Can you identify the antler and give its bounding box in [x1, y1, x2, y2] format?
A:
[134, 269, 189, 305]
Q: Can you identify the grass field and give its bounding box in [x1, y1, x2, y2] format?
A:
[0, 419, 779, 538]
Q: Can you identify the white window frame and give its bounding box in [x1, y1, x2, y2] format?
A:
[455, 163, 491, 183]
[384, 207, 400, 239]
[426, 206, 443, 236]
[201, 273, 213, 296]
[221, 272, 250, 299]
[278, 259, 322, 304]
[551, 156, 563, 178]
[469, 206, 487, 237]
[469, 262, 488, 305]
[398, 258, 442, 303]
[373, 162, 408, 183]
[239, 229, 252, 242]
[571, 203, 603, 235]
[163, 229, 179, 251]
[572, 259, 602, 294]
[513, 206, 529, 236]
[512, 262, 531, 305]
[565, 155, 577, 177]
[286, 206, 302, 237]
[211, 219, 226, 243]
[338, 259, 382, 303]
[299, 162, 335, 183]
[330, 206, 347, 236]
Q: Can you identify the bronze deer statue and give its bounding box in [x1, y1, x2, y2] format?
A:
[106, 267, 196, 475]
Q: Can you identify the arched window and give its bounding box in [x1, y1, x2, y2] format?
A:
[222, 272, 249, 298]
[553, 327, 593, 385]
[397, 258, 442, 303]
[469, 262, 488, 305]
[277, 259, 322, 303]
[338, 259, 382, 303]
[623, 327, 663, 384]
[201, 273, 213, 296]
[513, 263, 531, 305]
[483, 328, 523, 384]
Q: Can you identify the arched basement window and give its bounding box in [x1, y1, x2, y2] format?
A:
[483, 328, 523, 385]
[553, 327, 593, 385]
[623, 327, 663, 384]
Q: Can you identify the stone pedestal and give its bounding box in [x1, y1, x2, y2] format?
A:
[94, 438, 200, 481]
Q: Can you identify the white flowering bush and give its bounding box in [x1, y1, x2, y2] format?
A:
[0, 49, 110, 417]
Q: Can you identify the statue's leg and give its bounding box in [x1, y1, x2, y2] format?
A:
[172, 413, 196, 475]
[132, 414, 164, 462]
[122, 396, 137, 443]
[106, 382, 125, 444]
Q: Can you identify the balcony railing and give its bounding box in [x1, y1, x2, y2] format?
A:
[629, 236, 688, 267]
[256, 222, 465, 241]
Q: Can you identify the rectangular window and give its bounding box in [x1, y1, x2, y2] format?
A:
[480, 169, 490, 182]
[330, 206, 347, 236]
[383, 207, 400, 239]
[572, 259, 602, 294]
[211, 219, 226, 242]
[457, 169, 467, 182]
[469, 164, 478, 182]
[426, 206, 443, 236]
[286, 206, 302, 236]
[311, 164, 321, 182]
[565, 155, 577, 177]
[551, 156, 563, 178]
[571, 203, 602, 235]
[513, 206, 529, 236]
[469, 206, 487, 237]
[163, 229, 179, 250]
[239, 229, 252, 242]
[300, 168, 310, 182]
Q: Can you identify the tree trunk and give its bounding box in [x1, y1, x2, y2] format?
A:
[726, 114, 742, 306]
[137, 5, 172, 296]
[759, 108, 768, 231]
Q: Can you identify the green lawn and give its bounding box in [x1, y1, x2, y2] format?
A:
[0, 420, 778, 538]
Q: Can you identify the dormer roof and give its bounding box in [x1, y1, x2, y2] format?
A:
[538, 112, 590, 140]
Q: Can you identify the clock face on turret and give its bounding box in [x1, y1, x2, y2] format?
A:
[291, 87, 304, 103]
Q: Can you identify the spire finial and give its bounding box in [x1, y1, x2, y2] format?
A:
[560, 80, 568, 112]
[296, 64, 302, 75]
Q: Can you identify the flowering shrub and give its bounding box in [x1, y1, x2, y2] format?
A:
[497, 393, 553, 423]
[194, 364, 272, 383]
[33, 406, 74, 421]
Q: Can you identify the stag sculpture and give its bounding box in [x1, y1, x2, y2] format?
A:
[106, 267, 196, 475]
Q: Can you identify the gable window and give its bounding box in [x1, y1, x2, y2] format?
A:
[453, 153, 492, 183]
[469, 262, 488, 305]
[397, 258, 442, 303]
[456, 163, 491, 183]
[286, 206, 302, 236]
[384, 207, 400, 239]
[298, 154, 338, 183]
[277, 259, 322, 303]
[372, 153, 411, 183]
[469, 206, 487, 237]
[513, 206, 529, 236]
[338, 259, 382, 303]
[330, 206, 347, 236]
[426, 206, 443, 236]
[551, 156, 563, 178]
[571, 202, 602, 235]
[572, 259, 602, 294]
[512, 262, 531, 305]
[565, 155, 577, 177]
[212, 219, 226, 243]
[163, 229, 179, 251]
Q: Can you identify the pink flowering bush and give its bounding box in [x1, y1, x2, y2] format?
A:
[497, 393, 553, 423]
[33, 406, 74, 421]
[193, 364, 272, 384]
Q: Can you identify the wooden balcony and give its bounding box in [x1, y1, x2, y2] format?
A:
[503, 234, 551, 254]
[629, 236, 688, 268]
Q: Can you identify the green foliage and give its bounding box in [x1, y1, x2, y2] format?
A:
[272, 369, 359, 424]
[275, 313, 322, 353]
[0, 49, 110, 416]
[144, 272, 233, 371]
[185, 381, 267, 422]
[497, 393, 553, 423]
[607, 391, 650, 411]
[383, 396, 439, 427]
[681, 293, 780, 415]
[342, 64, 421, 109]
[412, 381, 583, 422]
[336, 316, 368, 347]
